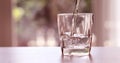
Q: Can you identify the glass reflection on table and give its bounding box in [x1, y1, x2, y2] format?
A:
[61, 54, 93, 63]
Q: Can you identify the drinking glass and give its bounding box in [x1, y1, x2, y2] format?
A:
[57, 13, 93, 56]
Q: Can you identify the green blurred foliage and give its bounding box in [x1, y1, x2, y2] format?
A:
[83, 0, 92, 13]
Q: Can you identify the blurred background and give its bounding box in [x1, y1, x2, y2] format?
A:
[0, 0, 120, 47]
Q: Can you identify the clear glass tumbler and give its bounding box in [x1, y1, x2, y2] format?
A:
[57, 13, 93, 56]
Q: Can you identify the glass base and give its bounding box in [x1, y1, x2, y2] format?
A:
[62, 48, 90, 56]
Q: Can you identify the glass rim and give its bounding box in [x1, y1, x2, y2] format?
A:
[58, 13, 93, 16]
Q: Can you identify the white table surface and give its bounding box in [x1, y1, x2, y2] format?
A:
[0, 47, 120, 63]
